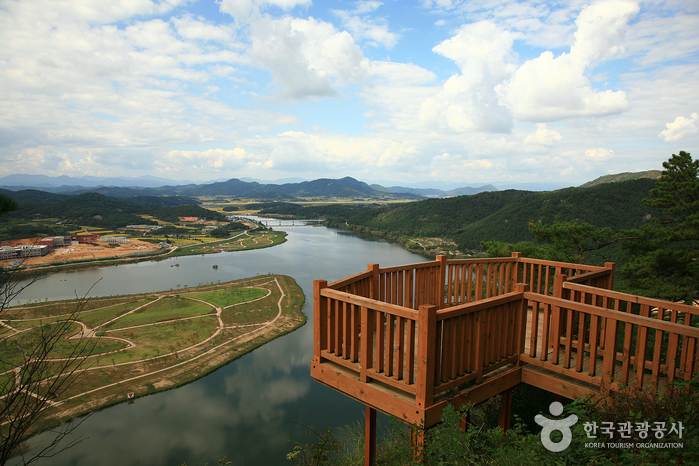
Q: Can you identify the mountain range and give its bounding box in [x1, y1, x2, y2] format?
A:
[0, 171, 660, 201]
[0, 175, 497, 200]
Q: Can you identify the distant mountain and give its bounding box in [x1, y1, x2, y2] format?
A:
[380, 184, 498, 198]
[1, 176, 419, 201]
[579, 170, 661, 188]
[0, 174, 190, 190]
[442, 185, 498, 197]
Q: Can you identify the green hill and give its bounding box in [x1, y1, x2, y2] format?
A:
[302, 178, 660, 251]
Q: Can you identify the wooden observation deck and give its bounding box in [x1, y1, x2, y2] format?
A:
[311, 254, 699, 464]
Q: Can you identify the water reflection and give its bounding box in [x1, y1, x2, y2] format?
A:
[17, 223, 426, 465]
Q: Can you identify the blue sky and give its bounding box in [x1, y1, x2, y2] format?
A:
[0, 0, 697, 188]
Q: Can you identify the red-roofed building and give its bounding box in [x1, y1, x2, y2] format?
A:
[178, 217, 199, 222]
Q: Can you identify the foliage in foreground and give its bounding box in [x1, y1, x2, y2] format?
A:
[288, 375, 699, 466]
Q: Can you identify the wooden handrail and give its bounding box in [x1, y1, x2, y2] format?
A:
[328, 269, 373, 292]
[518, 256, 607, 272]
[563, 282, 699, 316]
[320, 288, 418, 320]
[525, 292, 699, 337]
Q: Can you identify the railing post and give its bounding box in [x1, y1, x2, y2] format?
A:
[360, 305, 373, 382]
[416, 304, 437, 410]
[313, 280, 328, 363]
[369, 263, 380, 301]
[604, 262, 616, 290]
[515, 283, 529, 366]
[475, 309, 487, 383]
[437, 255, 447, 309]
[550, 274, 567, 360]
[601, 318, 618, 396]
[511, 252, 522, 291]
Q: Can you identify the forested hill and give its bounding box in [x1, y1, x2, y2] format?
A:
[264, 178, 659, 251]
[0, 191, 228, 239]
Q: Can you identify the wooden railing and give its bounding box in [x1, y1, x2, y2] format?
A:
[312, 255, 698, 429]
[523, 286, 699, 395]
[313, 279, 529, 409]
[325, 254, 612, 310]
[518, 256, 614, 296]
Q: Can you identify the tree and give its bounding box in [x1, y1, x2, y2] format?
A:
[622, 151, 699, 304]
[0, 196, 18, 216]
[0, 194, 97, 464]
[482, 221, 624, 264]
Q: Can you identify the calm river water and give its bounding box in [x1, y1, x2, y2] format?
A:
[17, 220, 428, 466]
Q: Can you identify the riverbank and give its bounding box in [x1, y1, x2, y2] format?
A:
[2, 275, 306, 442]
[0, 230, 287, 275]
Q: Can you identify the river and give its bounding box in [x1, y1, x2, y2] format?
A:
[16, 220, 428, 466]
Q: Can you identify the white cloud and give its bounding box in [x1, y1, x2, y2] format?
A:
[420, 21, 515, 133]
[524, 123, 562, 146]
[498, 1, 639, 122]
[585, 148, 614, 161]
[332, 2, 399, 48]
[659, 113, 699, 142]
[218, 0, 311, 18]
[248, 16, 370, 101]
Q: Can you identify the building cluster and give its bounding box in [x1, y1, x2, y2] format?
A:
[0, 233, 125, 262]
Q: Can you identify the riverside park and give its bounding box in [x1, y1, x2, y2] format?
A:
[0, 273, 305, 436]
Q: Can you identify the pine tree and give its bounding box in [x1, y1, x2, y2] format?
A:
[623, 151, 699, 304]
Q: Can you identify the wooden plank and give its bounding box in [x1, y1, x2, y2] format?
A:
[406, 319, 415, 384]
[588, 314, 600, 377]
[521, 367, 598, 401]
[436, 290, 524, 319]
[576, 310, 586, 372]
[635, 304, 651, 389]
[522, 293, 699, 338]
[464, 264, 474, 303]
[529, 299, 540, 358]
[564, 308, 574, 369]
[475, 310, 487, 383]
[425, 367, 522, 427]
[352, 304, 360, 362]
[602, 318, 618, 396]
[475, 264, 484, 301]
[563, 282, 699, 317]
[387, 314, 395, 376]
[314, 280, 328, 362]
[396, 316, 405, 381]
[321, 288, 418, 320]
[310, 362, 422, 425]
[415, 304, 437, 409]
[651, 307, 666, 389]
[360, 306, 371, 382]
[365, 406, 376, 466]
[329, 270, 373, 291]
[666, 310, 679, 382]
[541, 302, 551, 362]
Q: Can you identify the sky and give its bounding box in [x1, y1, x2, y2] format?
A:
[0, 0, 698, 189]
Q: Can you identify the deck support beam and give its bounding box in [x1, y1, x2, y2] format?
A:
[498, 388, 512, 431]
[365, 405, 376, 466]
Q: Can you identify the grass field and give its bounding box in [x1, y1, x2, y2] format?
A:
[0, 275, 306, 439]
